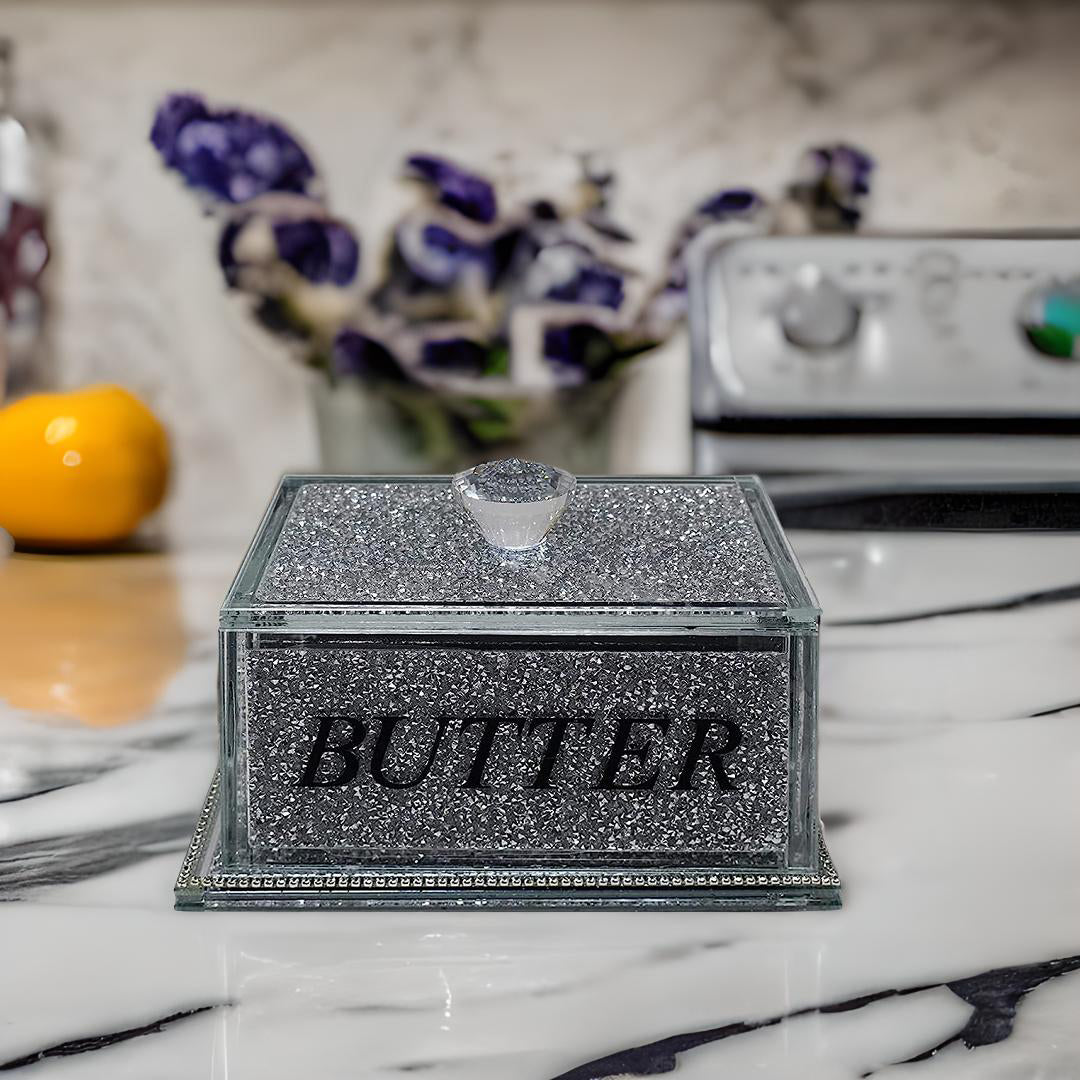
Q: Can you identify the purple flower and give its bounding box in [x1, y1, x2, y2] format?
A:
[420, 336, 488, 374]
[523, 241, 626, 311]
[273, 220, 359, 285]
[151, 92, 317, 203]
[824, 144, 875, 193]
[656, 187, 766, 302]
[696, 187, 762, 219]
[397, 222, 493, 287]
[332, 329, 405, 381]
[406, 154, 497, 224]
[218, 212, 359, 287]
[547, 263, 624, 309]
[149, 93, 209, 167]
[543, 322, 618, 382]
[790, 142, 875, 230]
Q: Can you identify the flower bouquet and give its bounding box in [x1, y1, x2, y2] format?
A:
[151, 93, 873, 472]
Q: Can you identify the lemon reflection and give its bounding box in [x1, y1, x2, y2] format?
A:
[0, 553, 187, 726]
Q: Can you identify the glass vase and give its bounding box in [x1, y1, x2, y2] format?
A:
[310, 371, 629, 475]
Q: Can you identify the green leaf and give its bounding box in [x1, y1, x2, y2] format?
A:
[483, 344, 510, 376]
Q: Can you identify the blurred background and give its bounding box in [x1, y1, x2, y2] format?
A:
[2, 0, 1079, 551]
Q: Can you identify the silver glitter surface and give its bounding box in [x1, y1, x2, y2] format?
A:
[255, 480, 785, 606]
[242, 643, 791, 865]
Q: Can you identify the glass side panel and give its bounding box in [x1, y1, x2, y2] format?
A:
[220, 630, 818, 875]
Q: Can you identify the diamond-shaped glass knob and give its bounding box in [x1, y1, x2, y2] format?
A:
[779, 263, 860, 350]
[452, 458, 576, 551]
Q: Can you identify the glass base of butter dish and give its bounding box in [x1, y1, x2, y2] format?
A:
[175, 773, 842, 912]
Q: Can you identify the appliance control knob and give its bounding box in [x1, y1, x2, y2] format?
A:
[1020, 283, 1080, 361]
[779, 264, 860, 350]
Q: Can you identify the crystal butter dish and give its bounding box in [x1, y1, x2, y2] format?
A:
[175, 465, 839, 910]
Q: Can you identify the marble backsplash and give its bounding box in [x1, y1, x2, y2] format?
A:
[3, 0, 1080, 544]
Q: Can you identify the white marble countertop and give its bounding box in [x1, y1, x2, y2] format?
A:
[1, 519, 1078, 1077]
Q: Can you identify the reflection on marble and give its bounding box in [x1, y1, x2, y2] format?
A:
[4, 1, 1080, 543]
[0, 553, 187, 727]
[1, 523, 1078, 1077]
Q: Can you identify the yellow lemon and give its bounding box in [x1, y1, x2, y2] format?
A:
[0, 385, 170, 547]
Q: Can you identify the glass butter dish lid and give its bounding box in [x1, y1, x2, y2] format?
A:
[223, 467, 818, 629]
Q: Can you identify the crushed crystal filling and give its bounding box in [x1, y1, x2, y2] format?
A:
[256, 480, 786, 606]
[466, 458, 567, 503]
[243, 645, 790, 859]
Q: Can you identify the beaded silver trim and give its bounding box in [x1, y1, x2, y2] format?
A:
[175, 772, 840, 900]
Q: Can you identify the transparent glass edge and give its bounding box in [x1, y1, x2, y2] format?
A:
[220, 610, 820, 634]
[786, 633, 819, 871]
[223, 478, 301, 610]
[220, 631, 252, 866]
[737, 475, 821, 614]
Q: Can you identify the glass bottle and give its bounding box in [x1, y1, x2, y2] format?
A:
[0, 38, 50, 399]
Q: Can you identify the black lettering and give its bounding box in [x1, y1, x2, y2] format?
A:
[297, 716, 367, 788]
[675, 718, 743, 792]
[526, 718, 595, 789]
[370, 716, 449, 789]
[595, 718, 669, 790]
[460, 718, 524, 789]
